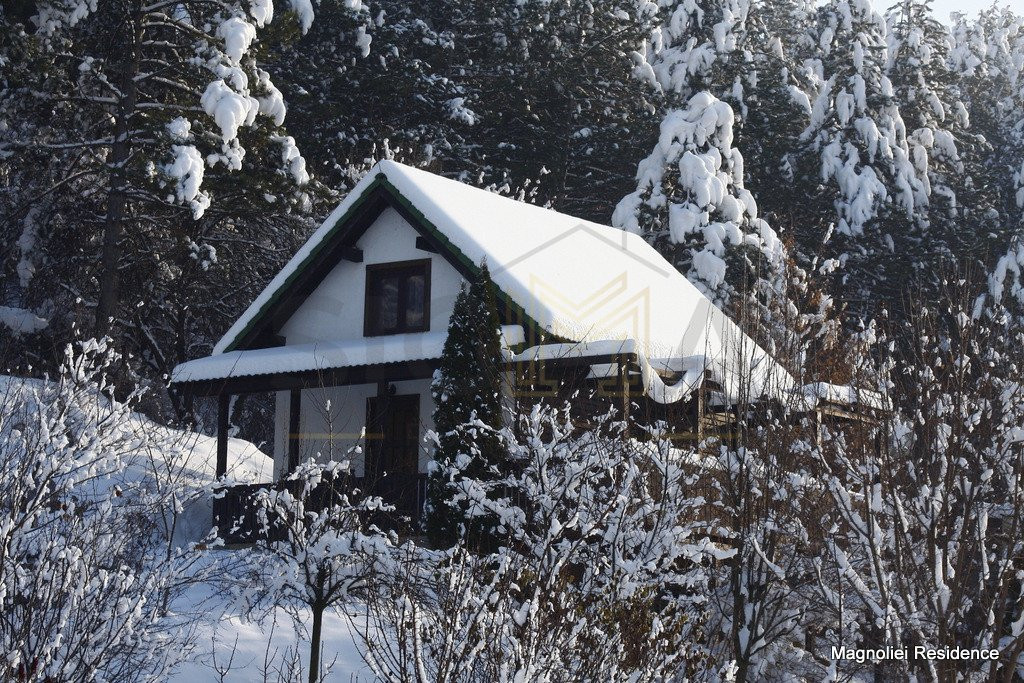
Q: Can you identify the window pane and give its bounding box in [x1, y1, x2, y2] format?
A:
[378, 275, 399, 331]
[366, 262, 430, 336]
[405, 273, 425, 329]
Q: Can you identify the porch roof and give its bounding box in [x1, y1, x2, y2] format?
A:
[172, 332, 448, 384]
[171, 325, 528, 396]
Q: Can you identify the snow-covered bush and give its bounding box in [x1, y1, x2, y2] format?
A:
[811, 278, 1024, 680]
[360, 405, 716, 681]
[0, 340, 213, 682]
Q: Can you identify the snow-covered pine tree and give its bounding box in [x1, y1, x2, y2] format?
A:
[451, 0, 660, 221]
[728, 0, 818, 227]
[612, 0, 788, 306]
[715, 0, 833, 360]
[272, 0, 659, 222]
[0, 0, 368, 390]
[949, 6, 1024, 265]
[425, 263, 506, 549]
[614, 91, 782, 306]
[796, 0, 924, 308]
[946, 6, 1024, 343]
[267, 0, 472, 191]
[885, 0, 981, 273]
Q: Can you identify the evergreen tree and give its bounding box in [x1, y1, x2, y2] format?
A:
[885, 0, 986, 274]
[266, 0, 471, 190]
[976, 8, 1024, 323]
[614, 91, 783, 305]
[0, 0, 369, 399]
[425, 263, 506, 549]
[738, 0, 819, 228]
[794, 0, 924, 308]
[451, 0, 659, 221]
[949, 5, 1024, 264]
[612, 0, 792, 306]
[271, 0, 659, 222]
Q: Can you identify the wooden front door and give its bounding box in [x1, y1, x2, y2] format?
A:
[365, 393, 421, 514]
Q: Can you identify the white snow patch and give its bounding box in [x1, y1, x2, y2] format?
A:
[290, 0, 316, 33]
[201, 80, 259, 143]
[0, 306, 47, 335]
[164, 145, 210, 218]
[217, 17, 257, 64]
[0, 373, 273, 544]
[177, 325, 524, 383]
[273, 135, 309, 185]
[249, 0, 273, 27]
[168, 582, 369, 682]
[166, 116, 192, 141]
[256, 69, 287, 126]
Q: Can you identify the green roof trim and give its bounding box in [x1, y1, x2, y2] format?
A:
[221, 175, 386, 353]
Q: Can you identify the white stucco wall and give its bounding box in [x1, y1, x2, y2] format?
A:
[279, 206, 464, 345]
[273, 379, 436, 479]
[272, 207, 461, 478]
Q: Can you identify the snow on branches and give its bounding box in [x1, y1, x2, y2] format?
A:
[615, 91, 781, 303]
[810, 278, 1024, 680]
[0, 340, 216, 682]
[247, 459, 393, 682]
[361, 405, 716, 682]
[802, 0, 922, 238]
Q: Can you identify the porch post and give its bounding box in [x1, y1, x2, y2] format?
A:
[618, 354, 631, 436]
[696, 381, 705, 445]
[287, 388, 302, 472]
[216, 393, 229, 478]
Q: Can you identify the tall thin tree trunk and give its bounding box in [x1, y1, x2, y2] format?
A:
[96, 14, 143, 339]
[732, 537, 749, 683]
[309, 603, 324, 683]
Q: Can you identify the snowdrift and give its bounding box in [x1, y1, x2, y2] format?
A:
[0, 373, 273, 544]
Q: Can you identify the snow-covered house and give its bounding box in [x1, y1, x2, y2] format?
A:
[171, 161, 792, 533]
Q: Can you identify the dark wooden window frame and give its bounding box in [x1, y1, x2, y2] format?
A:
[363, 258, 432, 336]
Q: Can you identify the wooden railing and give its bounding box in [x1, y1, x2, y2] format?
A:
[212, 473, 429, 545]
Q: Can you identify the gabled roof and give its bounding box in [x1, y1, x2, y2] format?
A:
[207, 160, 791, 397]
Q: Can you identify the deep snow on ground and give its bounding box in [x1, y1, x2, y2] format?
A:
[2, 372, 371, 680]
[170, 578, 370, 682]
[148, 425, 275, 545]
[0, 372, 273, 544]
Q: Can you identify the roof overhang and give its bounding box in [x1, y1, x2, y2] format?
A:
[172, 327, 527, 397]
[173, 359, 439, 397]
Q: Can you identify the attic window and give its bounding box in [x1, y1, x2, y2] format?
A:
[364, 259, 431, 336]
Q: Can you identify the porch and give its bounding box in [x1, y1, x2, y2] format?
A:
[211, 473, 429, 544]
[171, 335, 810, 544]
[171, 336, 447, 544]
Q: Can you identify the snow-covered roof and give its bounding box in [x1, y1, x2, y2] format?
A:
[196, 160, 791, 397]
[793, 382, 890, 412]
[173, 332, 448, 383]
[173, 325, 526, 383]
